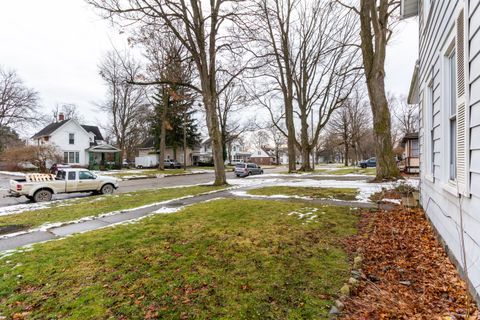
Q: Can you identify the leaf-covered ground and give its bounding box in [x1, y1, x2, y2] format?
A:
[341, 203, 479, 319]
[0, 199, 358, 319]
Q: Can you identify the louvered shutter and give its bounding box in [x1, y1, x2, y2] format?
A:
[456, 9, 469, 195]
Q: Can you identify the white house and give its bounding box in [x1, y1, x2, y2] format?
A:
[228, 140, 251, 164]
[32, 114, 120, 168]
[402, 0, 480, 302]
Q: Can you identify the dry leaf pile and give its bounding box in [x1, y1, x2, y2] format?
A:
[341, 202, 479, 319]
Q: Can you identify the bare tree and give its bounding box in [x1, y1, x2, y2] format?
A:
[247, 0, 361, 172]
[329, 92, 370, 166]
[0, 67, 40, 129]
[3, 144, 62, 173]
[390, 94, 419, 139]
[216, 81, 254, 162]
[265, 123, 285, 165]
[338, 0, 402, 180]
[98, 51, 149, 162]
[246, 0, 298, 173]
[87, 0, 252, 185]
[51, 103, 85, 123]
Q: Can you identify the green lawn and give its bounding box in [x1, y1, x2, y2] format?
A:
[248, 186, 359, 201]
[328, 167, 376, 176]
[0, 186, 223, 230]
[0, 199, 358, 319]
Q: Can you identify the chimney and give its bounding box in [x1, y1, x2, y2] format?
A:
[58, 112, 65, 122]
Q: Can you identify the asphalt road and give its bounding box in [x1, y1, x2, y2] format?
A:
[0, 168, 284, 207]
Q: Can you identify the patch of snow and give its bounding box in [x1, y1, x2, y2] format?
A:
[0, 202, 52, 217]
[287, 207, 320, 223]
[382, 198, 401, 205]
[202, 197, 225, 203]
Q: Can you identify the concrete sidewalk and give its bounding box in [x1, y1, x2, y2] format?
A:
[0, 186, 376, 252]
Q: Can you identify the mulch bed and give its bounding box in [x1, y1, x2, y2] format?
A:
[340, 201, 479, 319]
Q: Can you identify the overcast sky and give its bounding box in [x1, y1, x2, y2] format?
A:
[0, 0, 419, 136]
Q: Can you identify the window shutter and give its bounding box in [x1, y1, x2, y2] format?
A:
[456, 9, 468, 195]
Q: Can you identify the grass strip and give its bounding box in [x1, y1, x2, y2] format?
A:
[0, 199, 358, 319]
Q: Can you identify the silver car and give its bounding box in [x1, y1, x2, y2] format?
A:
[235, 163, 264, 177]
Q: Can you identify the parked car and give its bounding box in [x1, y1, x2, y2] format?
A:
[8, 169, 119, 202]
[164, 159, 182, 169]
[235, 163, 263, 177]
[359, 157, 376, 168]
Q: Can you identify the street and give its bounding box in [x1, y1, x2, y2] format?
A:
[0, 167, 285, 207]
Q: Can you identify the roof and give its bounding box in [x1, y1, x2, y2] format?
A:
[32, 119, 104, 141]
[139, 137, 156, 149]
[81, 125, 104, 141]
[32, 120, 69, 138]
[401, 0, 419, 19]
[401, 132, 419, 144]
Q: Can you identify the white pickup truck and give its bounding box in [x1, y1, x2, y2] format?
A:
[8, 169, 119, 202]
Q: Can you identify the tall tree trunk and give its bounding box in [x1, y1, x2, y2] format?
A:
[204, 92, 227, 185]
[158, 88, 167, 170]
[344, 143, 349, 167]
[183, 110, 187, 170]
[368, 77, 399, 179]
[299, 111, 312, 171]
[359, 0, 401, 180]
[285, 97, 296, 172]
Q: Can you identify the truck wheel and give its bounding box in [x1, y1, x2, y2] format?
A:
[101, 184, 114, 195]
[33, 189, 52, 202]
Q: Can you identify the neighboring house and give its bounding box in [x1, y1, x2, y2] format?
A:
[402, 0, 480, 302]
[31, 114, 119, 168]
[250, 148, 275, 165]
[228, 140, 251, 164]
[401, 132, 420, 173]
[136, 137, 195, 166]
[192, 138, 213, 165]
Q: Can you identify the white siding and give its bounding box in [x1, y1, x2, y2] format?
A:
[50, 121, 91, 166]
[418, 0, 480, 302]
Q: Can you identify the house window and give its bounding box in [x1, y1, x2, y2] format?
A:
[411, 140, 419, 157]
[427, 73, 435, 176]
[258, 151, 261, 155]
[69, 133, 75, 145]
[447, 49, 457, 181]
[64, 151, 80, 164]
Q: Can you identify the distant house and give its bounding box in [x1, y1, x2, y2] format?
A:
[250, 148, 275, 165]
[402, 0, 480, 302]
[227, 140, 251, 164]
[136, 137, 195, 166]
[192, 138, 214, 165]
[401, 132, 419, 173]
[31, 114, 119, 168]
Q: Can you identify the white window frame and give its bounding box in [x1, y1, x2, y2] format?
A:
[68, 133, 75, 145]
[441, 33, 459, 197]
[425, 73, 435, 183]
